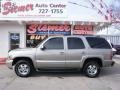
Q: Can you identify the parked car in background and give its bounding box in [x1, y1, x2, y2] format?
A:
[114, 45, 120, 55]
[107, 40, 117, 55]
[6, 36, 115, 78]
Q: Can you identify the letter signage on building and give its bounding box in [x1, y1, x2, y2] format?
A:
[0, 0, 111, 22]
[27, 24, 71, 35]
[73, 25, 93, 35]
[0, 0, 67, 19]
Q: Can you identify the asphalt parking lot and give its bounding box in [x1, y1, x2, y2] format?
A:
[0, 58, 120, 90]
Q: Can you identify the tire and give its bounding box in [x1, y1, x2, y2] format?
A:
[83, 61, 100, 78]
[14, 60, 34, 77]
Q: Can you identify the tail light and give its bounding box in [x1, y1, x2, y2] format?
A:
[110, 51, 113, 60]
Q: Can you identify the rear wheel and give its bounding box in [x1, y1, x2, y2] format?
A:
[14, 60, 34, 77]
[83, 61, 100, 78]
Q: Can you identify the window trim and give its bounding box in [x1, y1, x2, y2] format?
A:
[43, 37, 64, 50]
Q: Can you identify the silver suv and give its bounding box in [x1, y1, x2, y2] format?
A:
[6, 36, 115, 78]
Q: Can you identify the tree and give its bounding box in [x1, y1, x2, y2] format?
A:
[109, 0, 120, 31]
[109, 0, 120, 22]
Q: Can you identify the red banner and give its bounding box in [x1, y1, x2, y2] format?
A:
[73, 25, 93, 35]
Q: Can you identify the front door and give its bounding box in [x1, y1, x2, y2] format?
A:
[9, 33, 20, 50]
[36, 37, 66, 68]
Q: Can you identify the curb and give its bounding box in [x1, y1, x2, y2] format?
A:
[0, 62, 6, 65]
[0, 58, 7, 65]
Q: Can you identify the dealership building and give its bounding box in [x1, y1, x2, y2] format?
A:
[0, 0, 112, 60]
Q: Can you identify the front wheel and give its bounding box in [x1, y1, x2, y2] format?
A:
[14, 60, 33, 77]
[83, 61, 100, 78]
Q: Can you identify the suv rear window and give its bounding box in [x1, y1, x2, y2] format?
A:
[86, 37, 111, 49]
[67, 37, 85, 49]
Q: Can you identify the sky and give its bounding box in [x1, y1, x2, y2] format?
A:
[62, 0, 120, 35]
[97, 0, 120, 35]
[97, 26, 120, 35]
[66, 0, 115, 22]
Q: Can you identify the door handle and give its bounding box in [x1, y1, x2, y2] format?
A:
[81, 51, 85, 55]
[60, 52, 64, 55]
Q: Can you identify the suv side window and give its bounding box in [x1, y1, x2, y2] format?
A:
[44, 37, 64, 49]
[86, 37, 111, 49]
[67, 37, 85, 49]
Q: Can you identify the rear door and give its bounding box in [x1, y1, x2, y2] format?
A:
[66, 37, 86, 68]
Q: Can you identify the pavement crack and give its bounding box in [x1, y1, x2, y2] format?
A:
[2, 76, 17, 90]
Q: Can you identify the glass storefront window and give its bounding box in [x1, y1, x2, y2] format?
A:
[26, 35, 48, 47]
[26, 24, 71, 47]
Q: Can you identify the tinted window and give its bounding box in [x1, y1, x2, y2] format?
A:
[67, 37, 85, 49]
[86, 37, 111, 49]
[44, 37, 64, 49]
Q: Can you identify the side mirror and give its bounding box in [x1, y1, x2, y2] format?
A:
[40, 46, 46, 50]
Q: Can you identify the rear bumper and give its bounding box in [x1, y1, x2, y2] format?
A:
[103, 60, 115, 67]
[6, 59, 13, 69]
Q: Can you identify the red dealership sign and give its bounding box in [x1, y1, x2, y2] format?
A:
[73, 25, 94, 35]
[0, 0, 67, 19]
[27, 24, 71, 35]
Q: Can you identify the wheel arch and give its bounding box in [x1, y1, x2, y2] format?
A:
[83, 57, 103, 67]
[12, 57, 35, 68]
